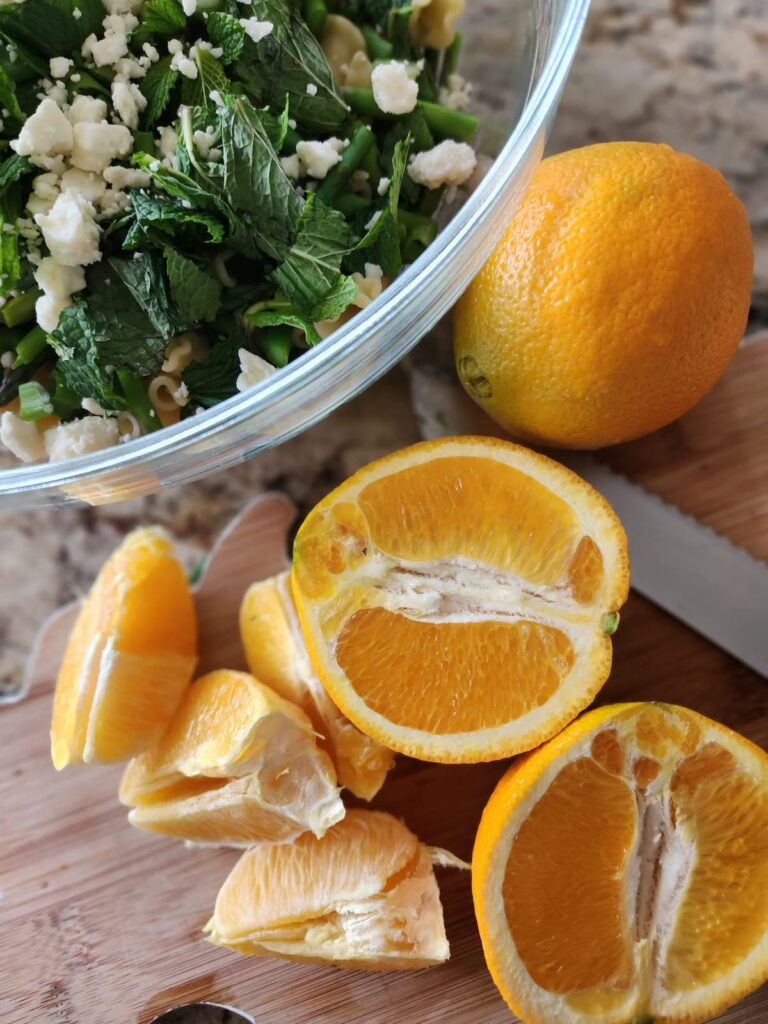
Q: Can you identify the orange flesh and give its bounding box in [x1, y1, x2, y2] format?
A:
[336, 609, 574, 732]
[499, 705, 768, 1011]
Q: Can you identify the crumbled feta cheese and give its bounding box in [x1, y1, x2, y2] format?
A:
[102, 0, 143, 13]
[71, 73, 81, 83]
[280, 153, 300, 179]
[111, 79, 147, 129]
[364, 208, 382, 231]
[0, 411, 45, 463]
[70, 121, 132, 172]
[32, 172, 60, 202]
[170, 49, 198, 79]
[408, 140, 476, 189]
[377, 175, 390, 196]
[11, 98, 73, 163]
[172, 381, 190, 406]
[439, 72, 472, 111]
[114, 56, 146, 79]
[351, 262, 384, 308]
[67, 95, 108, 125]
[43, 415, 120, 461]
[72, 6, 82, 17]
[236, 349, 277, 392]
[102, 165, 150, 189]
[81, 397, 105, 416]
[0, 351, 13, 368]
[209, 89, 224, 108]
[192, 128, 217, 158]
[142, 42, 160, 62]
[371, 61, 418, 115]
[35, 255, 87, 309]
[296, 137, 345, 179]
[35, 191, 101, 266]
[60, 167, 107, 202]
[181, 0, 197, 14]
[38, 78, 68, 107]
[239, 18, 273, 43]
[157, 125, 178, 168]
[168, 38, 183, 54]
[82, 12, 138, 67]
[305, 82, 318, 96]
[98, 188, 131, 218]
[49, 57, 73, 79]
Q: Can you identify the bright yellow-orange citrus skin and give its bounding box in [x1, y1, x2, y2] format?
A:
[454, 142, 753, 448]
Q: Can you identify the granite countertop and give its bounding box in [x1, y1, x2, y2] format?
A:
[2, 0, 766, 690]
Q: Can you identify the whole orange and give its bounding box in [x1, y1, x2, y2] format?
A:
[453, 142, 753, 448]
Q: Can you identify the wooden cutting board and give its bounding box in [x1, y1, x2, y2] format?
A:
[2, 340, 767, 1024]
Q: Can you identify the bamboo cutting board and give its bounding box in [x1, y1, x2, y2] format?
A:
[1, 340, 767, 1024]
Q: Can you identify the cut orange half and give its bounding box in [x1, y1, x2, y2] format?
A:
[50, 527, 197, 769]
[205, 809, 450, 970]
[473, 702, 768, 1024]
[240, 571, 395, 800]
[291, 437, 629, 763]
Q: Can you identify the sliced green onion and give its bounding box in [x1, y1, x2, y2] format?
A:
[315, 124, 375, 205]
[117, 370, 161, 433]
[13, 324, 48, 367]
[2, 288, 40, 328]
[302, 0, 327, 36]
[18, 379, 53, 421]
[50, 378, 81, 419]
[335, 192, 371, 217]
[362, 26, 393, 61]
[388, 7, 413, 59]
[261, 325, 293, 368]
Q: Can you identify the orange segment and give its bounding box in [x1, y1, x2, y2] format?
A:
[120, 669, 345, 845]
[473, 702, 768, 1024]
[205, 809, 450, 970]
[50, 528, 197, 769]
[240, 572, 394, 800]
[292, 437, 629, 763]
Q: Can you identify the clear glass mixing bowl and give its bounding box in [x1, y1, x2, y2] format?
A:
[0, 0, 589, 508]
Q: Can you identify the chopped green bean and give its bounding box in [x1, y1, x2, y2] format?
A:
[389, 7, 413, 60]
[362, 26, 393, 61]
[2, 288, 40, 328]
[117, 370, 161, 433]
[18, 380, 53, 421]
[261, 325, 293, 368]
[343, 90, 478, 141]
[361, 138, 382, 184]
[335, 192, 372, 216]
[13, 325, 48, 367]
[442, 32, 462, 80]
[315, 124, 375, 205]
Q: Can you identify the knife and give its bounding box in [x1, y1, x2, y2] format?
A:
[407, 362, 768, 677]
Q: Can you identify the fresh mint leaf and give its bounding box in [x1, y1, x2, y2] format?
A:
[0, 64, 23, 124]
[182, 332, 243, 407]
[140, 0, 185, 36]
[216, 96, 302, 261]
[271, 193, 355, 317]
[246, 307, 321, 346]
[0, 154, 29, 194]
[134, 152, 222, 213]
[124, 191, 226, 250]
[232, 0, 349, 133]
[165, 248, 222, 323]
[0, 0, 102, 56]
[109, 252, 188, 341]
[309, 274, 358, 321]
[347, 135, 410, 275]
[50, 301, 126, 410]
[0, 228, 21, 292]
[182, 48, 230, 109]
[382, 108, 431, 204]
[207, 12, 246, 64]
[259, 94, 290, 152]
[140, 56, 179, 128]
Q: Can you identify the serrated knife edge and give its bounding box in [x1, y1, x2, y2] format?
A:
[561, 454, 768, 678]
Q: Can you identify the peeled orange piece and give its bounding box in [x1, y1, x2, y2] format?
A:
[205, 809, 450, 970]
[473, 702, 768, 1024]
[50, 527, 197, 769]
[292, 437, 629, 763]
[120, 669, 344, 845]
[241, 571, 395, 800]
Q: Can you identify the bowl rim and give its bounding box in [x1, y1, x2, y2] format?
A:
[0, 0, 591, 502]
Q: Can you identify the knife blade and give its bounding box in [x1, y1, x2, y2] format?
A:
[560, 454, 768, 678]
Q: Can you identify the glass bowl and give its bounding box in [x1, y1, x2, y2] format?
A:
[0, 0, 589, 509]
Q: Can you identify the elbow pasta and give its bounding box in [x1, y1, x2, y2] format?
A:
[320, 14, 367, 81]
[409, 0, 464, 50]
[148, 374, 184, 412]
[161, 332, 209, 374]
[116, 410, 141, 440]
[342, 49, 373, 89]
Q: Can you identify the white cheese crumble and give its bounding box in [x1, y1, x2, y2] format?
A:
[34, 190, 101, 267]
[408, 139, 476, 189]
[82, 12, 139, 67]
[295, 137, 345, 179]
[371, 61, 418, 115]
[0, 411, 45, 463]
[239, 17, 273, 43]
[181, 0, 197, 14]
[439, 72, 472, 111]
[72, 6, 82, 18]
[34, 256, 87, 331]
[157, 125, 178, 167]
[364, 208, 382, 230]
[111, 79, 147, 129]
[11, 98, 73, 164]
[306, 82, 318, 96]
[377, 175, 390, 196]
[68, 95, 108, 125]
[71, 121, 132, 173]
[102, 164, 151, 189]
[60, 167, 106, 202]
[43, 415, 120, 461]
[236, 349, 277, 392]
[170, 46, 198, 79]
[49, 57, 73, 79]
[280, 153, 301, 180]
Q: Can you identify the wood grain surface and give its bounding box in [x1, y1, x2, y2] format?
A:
[1, 343, 767, 1024]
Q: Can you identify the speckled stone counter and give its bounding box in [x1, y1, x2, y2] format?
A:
[2, 0, 765, 689]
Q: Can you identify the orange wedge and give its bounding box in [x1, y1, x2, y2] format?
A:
[472, 702, 768, 1024]
[50, 527, 197, 769]
[291, 437, 629, 763]
[240, 571, 395, 800]
[205, 809, 450, 970]
[120, 669, 344, 845]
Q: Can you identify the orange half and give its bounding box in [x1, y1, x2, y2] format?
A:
[473, 702, 768, 1024]
[292, 437, 629, 763]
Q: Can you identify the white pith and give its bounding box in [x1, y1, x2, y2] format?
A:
[480, 706, 768, 1024]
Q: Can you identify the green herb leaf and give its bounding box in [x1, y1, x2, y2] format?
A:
[109, 252, 188, 342]
[0, 155, 29, 194]
[206, 11, 246, 64]
[182, 331, 243, 407]
[0, 63, 23, 123]
[246, 306, 321, 346]
[165, 248, 222, 323]
[50, 301, 126, 411]
[182, 47, 230, 109]
[124, 190, 226, 250]
[258, 93, 290, 153]
[271, 192, 355, 317]
[140, 0, 186, 36]
[0, 226, 21, 293]
[0, 0, 103, 56]
[347, 134, 410, 275]
[18, 379, 53, 421]
[233, 0, 349, 133]
[140, 55, 179, 128]
[134, 151, 223, 213]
